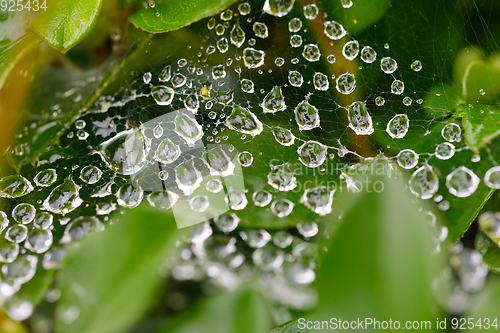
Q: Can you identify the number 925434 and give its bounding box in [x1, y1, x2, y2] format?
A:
[1, 0, 47, 11]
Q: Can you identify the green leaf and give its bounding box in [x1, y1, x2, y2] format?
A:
[313, 170, 443, 324]
[31, 0, 103, 52]
[459, 103, 500, 151]
[129, 0, 237, 33]
[161, 286, 274, 333]
[475, 231, 500, 274]
[461, 60, 500, 102]
[466, 276, 500, 332]
[55, 205, 183, 333]
[322, 0, 391, 34]
[423, 84, 461, 118]
[15, 267, 54, 307]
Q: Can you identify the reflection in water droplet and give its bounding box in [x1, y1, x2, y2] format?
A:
[409, 165, 439, 199]
[147, 191, 179, 210]
[152, 85, 175, 105]
[484, 166, 500, 189]
[397, 149, 419, 169]
[174, 112, 203, 146]
[347, 101, 374, 135]
[263, 0, 295, 17]
[360, 46, 377, 63]
[243, 48, 265, 68]
[225, 190, 248, 210]
[226, 104, 263, 136]
[230, 23, 246, 48]
[5, 225, 28, 243]
[0, 175, 33, 199]
[435, 142, 455, 160]
[336, 72, 356, 94]
[300, 186, 334, 215]
[61, 217, 104, 244]
[34, 169, 57, 187]
[289, 18, 302, 32]
[116, 182, 144, 208]
[386, 114, 409, 139]
[342, 40, 359, 60]
[295, 100, 320, 130]
[297, 221, 319, 238]
[297, 141, 327, 167]
[303, 4, 318, 20]
[252, 190, 273, 207]
[25, 229, 53, 254]
[238, 151, 253, 167]
[271, 199, 294, 217]
[272, 127, 296, 146]
[446, 166, 479, 198]
[42, 179, 83, 214]
[12, 203, 35, 224]
[380, 57, 398, 74]
[288, 70, 304, 87]
[261, 86, 286, 113]
[175, 161, 203, 195]
[302, 44, 321, 62]
[268, 163, 297, 191]
[441, 123, 461, 142]
[391, 80, 405, 95]
[240, 79, 254, 93]
[155, 138, 181, 164]
[324, 21, 346, 40]
[214, 212, 240, 233]
[206, 179, 223, 193]
[80, 166, 102, 184]
[253, 22, 269, 38]
[240, 229, 271, 248]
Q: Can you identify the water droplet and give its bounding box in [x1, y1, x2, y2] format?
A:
[79, 165, 102, 184]
[272, 127, 295, 146]
[0, 175, 33, 198]
[324, 20, 346, 40]
[155, 138, 181, 164]
[441, 123, 461, 142]
[403, 96, 412, 106]
[220, 9, 233, 21]
[203, 148, 235, 176]
[275, 57, 285, 67]
[303, 4, 318, 19]
[290, 34, 303, 47]
[33, 212, 53, 229]
[360, 46, 377, 63]
[159, 65, 171, 82]
[34, 169, 57, 187]
[143, 72, 152, 84]
[391, 79, 404, 95]
[238, 2, 251, 15]
[261, 86, 286, 113]
[116, 182, 144, 208]
[206, 179, 223, 193]
[12, 203, 35, 224]
[25, 229, 53, 253]
[336, 72, 356, 94]
[170, 73, 186, 88]
[0, 242, 18, 263]
[158, 170, 169, 181]
[226, 104, 263, 136]
[313, 72, 329, 90]
[214, 212, 240, 233]
[189, 195, 209, 212]
[409, 165, 439, 199]
[243, 47, 265, 68]
[288, 70, 304, 87]
[75, 119, 86, 129]
[240, 229, 271, 248]
[380, 57, 398, 74]
[252, 190, 273, 207]
[5, 225, 28, 243]
[238, 151, 253, 167]
[302, 44, 321, 62]
[152, 85, 175, 105]
[253, 22, 269, 38]
[297, 141, 327, 167]
[253, 246, 284, 270]
[435, 142, 455, 160]
[397, 149, 419, 169]
[230, 23, 246, 48]
[484, 166, 500, 189]
[342, 40, 359, 60]
[153, 124, 163, 138]
[268, 163, 297, 191]
[183, 93, 200, 113]
[411, 60, 422, 72]
[300, 186, 334, 215]
[177, 59, 187, 67]
[471, 154, 480, 163]
[61, 216, 104, 244]
[446, 167, 479, 198]
[225, 190, 248, 210]
[341, 0, 353, 8]
[289, 17, 302, 32]
[297, 221, 318, 238]
[240, 79, 255, 93]
[295, 100, 320, 130]
[147, 191, 179, 210]
[375, 96, 385, 106]
[327, 54, 336, 64]
[217, 37, 229, 53]
[215, 23, 225, 35]
[175, 161, 203, 195]
[263, 0, 296, 17]
[271, 199, 294, 217]
[42, 178, 83, 214]
[174, 112, 203, 146]
[99, 129, 150, 175]
[347, 101, 374, 135]
[386, 114, 409, 138]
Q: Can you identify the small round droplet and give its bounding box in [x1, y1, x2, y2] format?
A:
[303, 4, 318, 20]
[324, 20, 346, 40]
[375, 96, 385, 106]
[152, 85, 175, 106]
[75, 119, 86, 129]
[397, 149, 419, 169]
[225, 191, 248, 210]
[238, 151, 253, 167]
[297, 221, 318, 238]
[441, 123, 461, 142]
[288, 70, 304, 87]
[446, 166, 479, 198]
[290, 34, 303, 48]
[238, 2, 251, 15]
[288, 18, 302, 32]
[34, 169, 57, 187]
[220, 9, 233, 21]
[158, 170, 169, 181]
[336, 72, 356, 94]
[342, 40, 359, 60]
[271, 199, 294, 217]
[391, 80, 404, 95]
[189, 195, 209, 213]
[80, 166, 102, 184]
[380, 57, 398, 74]
[253, 22, 269, 38]
[341, 0, 353, 8]
[34, 212, 53, 229]
[297, 141, 327, 168]
[313, 72, 329, 90]
[207, 17, 216, 30]
[206, 179, 223, 193]
[240, 229, 271, 248]
[143, 72, 152, 84]
[409, 165, 439, 199]
[327, 54, 336, 63]
[386, 114, 409, 139]
[302, 44, 321, 62]
[435, 142, 455, 160]
[25, 229, 53, 254]
[360, 46, 377, 63]
[12, 203, 35, 224]
[5, 225, 28, 243]
[240, 79, 255, 93]
[214, 212, 239, 233]
[273, 231, 293, 248]
[252, 190, 273, 207]
[275, 57, 285, 67]
[411, 60, 422, 72]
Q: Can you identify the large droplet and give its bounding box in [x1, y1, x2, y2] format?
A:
[342, 40, 359, 60]
[214, 212, 240, 233]
[300, 186, 334, 215]
[98, 129, 150, 175]
[60, 216, 104, 244]
[171, 73, 187, 88]
[441, 123, 461, 142]
[152, 85, 175, 105]
[347, 101, 374, 135]
[446, 166, 479, 198]
[380, 57, 398, 74]
[386, 114, 409, 138]
[288, 70, 304, 87]
[202, 148, 235, 177]
[360, 46, 377, 63]
[12, 203, 35, 224]
[34, 169, 57, 187]
[42, 178, 83, 214]
[336, 72, 356, 94]
[297, 141, 327, 167]
[313, 72, 329, 90]
[272, 127, 295, 146]
[435, 142, 455, 160]
[116, 182, 144, 208]
[484, 166, 500, 189]
[252, 190, 273, 207]
[302, 44, 321, 62]
[263, 0, 295, 17]
[397, 149, 419, 169]
[33, 212, 53, 229]
[174, 112, 203, 146]
[409, 165, 439, 199]
[2, 255, 37, 285]
[261, 86, 286, 113]
[295, 100, 320, 130]
[225, 190, 248, 210]
[230, 23, 246, 48]
[240, 79, 254, 93]
[79, 166, 102, 184]
[243, 48, 265, 68]
[175, 161, 203, 195]
[324, 21, 346, 40]
[226, 104, 263, 136]
[267, 163, 297, 191]
[147, 191, 179, 210]
[0, 175, 33, 198]
[391, 80, 404, 95]
[25, 229, 53, 254]
[253, 22, 269, 38]
[5, 225, 28, 243]
[271, 199, 294, 217]
[155, 138, 181, 164]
